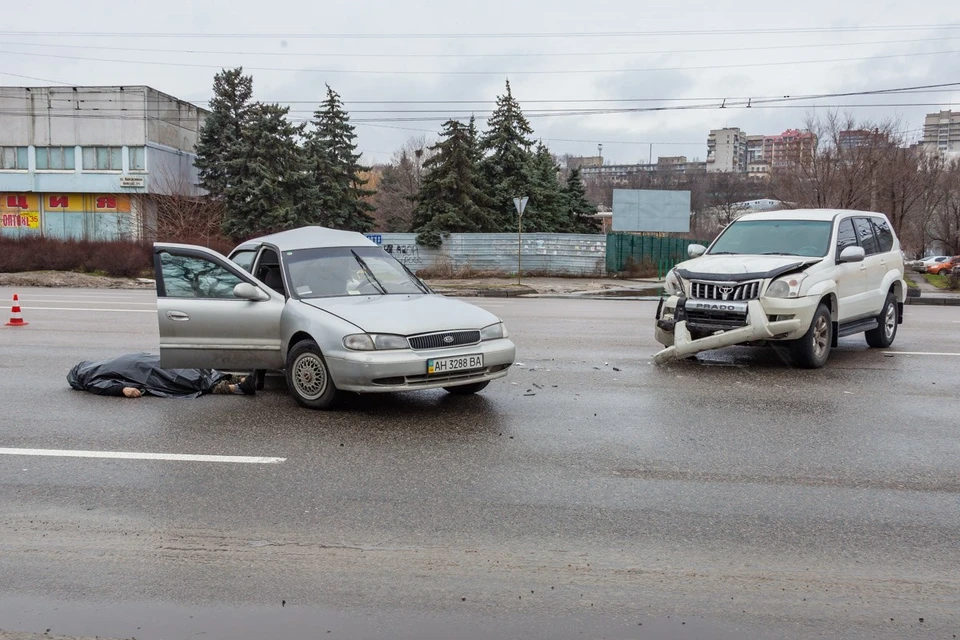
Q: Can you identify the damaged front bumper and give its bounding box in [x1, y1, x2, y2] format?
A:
[653, 296, 804, 364]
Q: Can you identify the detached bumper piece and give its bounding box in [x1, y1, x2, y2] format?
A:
[653, 299, 803, 364]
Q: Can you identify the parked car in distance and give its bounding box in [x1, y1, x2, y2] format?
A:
[152, 226, 516, 409]
[910, 255, 949, 272]
[927, 256, 960, 275]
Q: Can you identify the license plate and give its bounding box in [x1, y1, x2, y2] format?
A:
[427, 354, 484, 374]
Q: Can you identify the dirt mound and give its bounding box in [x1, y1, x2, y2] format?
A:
[0, 270, 154, 289]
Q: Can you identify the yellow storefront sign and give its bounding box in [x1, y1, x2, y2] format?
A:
[1, 194, 40, 229]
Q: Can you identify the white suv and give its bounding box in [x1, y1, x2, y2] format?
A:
[654, 209, 907, 368]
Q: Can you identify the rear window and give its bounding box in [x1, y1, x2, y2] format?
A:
[853, 218, 880, 255]
[870, 218, 894, 253]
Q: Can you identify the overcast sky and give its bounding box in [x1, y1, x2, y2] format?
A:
[5, 0, 960, 164]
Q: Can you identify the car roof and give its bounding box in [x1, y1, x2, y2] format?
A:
[233, 226, 377, 252]
[735, 209, 889, 223]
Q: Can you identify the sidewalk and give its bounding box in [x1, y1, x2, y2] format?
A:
[904, 273, 960, 306]
[425, 276, 663, 299]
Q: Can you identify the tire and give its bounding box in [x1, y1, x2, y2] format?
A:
[285, 339, 340, 410]
[790, 304, 832, 369]
[865, 294, 898, 348]
[443, 381, 490, 395]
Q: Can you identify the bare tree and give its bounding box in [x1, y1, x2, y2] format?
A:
[929, 160, 960, 255]
[146, 164, 226, 249]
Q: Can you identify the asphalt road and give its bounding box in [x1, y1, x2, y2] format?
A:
[0, 287, 958, 640]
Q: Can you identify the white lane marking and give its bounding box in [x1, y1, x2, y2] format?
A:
[0, 448, 285, 464]
[19, 307, 154, 314]
[14, 299, 156, 305]
[885, 351, 960, 356]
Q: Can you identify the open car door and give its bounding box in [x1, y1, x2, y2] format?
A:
[153, 243, 285, 370]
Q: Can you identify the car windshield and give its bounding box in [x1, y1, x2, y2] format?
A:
[283, 246, 429, 299]
[709, 220, 833, 258]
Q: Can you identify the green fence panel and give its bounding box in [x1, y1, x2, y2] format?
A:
[605, 233, 711, 274]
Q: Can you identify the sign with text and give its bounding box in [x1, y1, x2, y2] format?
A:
[1, 194, 40, 228]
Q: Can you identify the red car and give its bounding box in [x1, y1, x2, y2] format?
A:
[928, 256, 960, 275]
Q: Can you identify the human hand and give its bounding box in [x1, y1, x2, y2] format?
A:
[122, 387, 142, 398]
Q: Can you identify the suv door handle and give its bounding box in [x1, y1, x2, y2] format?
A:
[165, 310, 190, 321]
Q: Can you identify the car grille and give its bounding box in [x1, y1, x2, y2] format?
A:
[408, 330, 481, 350]
[690, 280, 761, 301]
[685, 310, 749, 332]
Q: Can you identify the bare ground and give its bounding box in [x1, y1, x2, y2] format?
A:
[0, 271, 154, 290]
[0, 271, 657, 295]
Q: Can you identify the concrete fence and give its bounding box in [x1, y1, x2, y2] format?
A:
[365, 233, 607, 276]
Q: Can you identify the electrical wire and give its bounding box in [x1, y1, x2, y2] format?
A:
[1, 47, 958, 75]
[0, 35, 956, 59]
[3, 24, 959, 39]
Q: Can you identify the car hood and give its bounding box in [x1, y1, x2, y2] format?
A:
[301, 294, 502, 335]
[676, 254, 821, 279]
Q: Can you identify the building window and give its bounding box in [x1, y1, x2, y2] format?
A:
[0, 146, 28, 170]
[129, 147, 146, 171]
[82, 146, 122, 171]
[35, 146, 76, 171]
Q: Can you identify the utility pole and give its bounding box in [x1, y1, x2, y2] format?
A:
[513, 196, 528, 285]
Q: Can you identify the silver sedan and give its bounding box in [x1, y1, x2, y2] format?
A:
[153, 227, 516, 409]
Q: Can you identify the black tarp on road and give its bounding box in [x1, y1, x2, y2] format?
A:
[67, 352, 228, 398]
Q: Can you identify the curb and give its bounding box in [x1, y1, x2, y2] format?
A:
[905, 296, 960, 306]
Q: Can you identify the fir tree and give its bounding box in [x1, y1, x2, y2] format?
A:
[222, 103, 314, 239]
[524, 143, 568, 232]
[195, 68, 254, 203]
[303, 85, 376, 232]
[480, 80, 535, 230]
[412, 120, 495, 246]
[563, 167, 601, 233]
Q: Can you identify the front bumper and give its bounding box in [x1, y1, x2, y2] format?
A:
[325, 338, 516, 392]
[653, 295, 811, 363]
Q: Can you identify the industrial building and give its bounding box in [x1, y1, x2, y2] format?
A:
[0, 86, 208, 241]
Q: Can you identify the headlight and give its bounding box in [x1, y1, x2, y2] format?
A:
[664, 269, 684, 296]
[343, 334, 408, 350]
[480, 322, 507, 340]
[765, 274, 807, 299]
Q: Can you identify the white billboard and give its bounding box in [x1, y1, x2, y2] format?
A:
[612, 189, 691, 233]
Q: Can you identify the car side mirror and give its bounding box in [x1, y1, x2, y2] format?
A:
[234, 282, 269, 301]
[838, 246, 865, 263]
[688, 244, 707, 258]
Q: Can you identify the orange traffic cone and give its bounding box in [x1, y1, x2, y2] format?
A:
[5, 294, 28, 326]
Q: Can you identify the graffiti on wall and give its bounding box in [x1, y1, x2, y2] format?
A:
[382, 242, 423, 266]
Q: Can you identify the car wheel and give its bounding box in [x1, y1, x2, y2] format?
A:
[865, 294, 898, 348]
[443, 381, 490, 395]
[285, 339, 340, 410]
[790, 303, 832, 369]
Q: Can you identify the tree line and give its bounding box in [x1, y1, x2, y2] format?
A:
[194, 70, 599, 244]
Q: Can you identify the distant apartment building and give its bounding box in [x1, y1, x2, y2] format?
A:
[747, 161, 771, 179]
[706, 128, 748, 173]
[566, 155, 603, 170]
[922, 110, 960, 159]
[746, 135, 765, 163]
[0, 85, 207, 241]
[762, 129, 816, 168]
[578, 155, 705, 184]
[838, 129, 890, 150]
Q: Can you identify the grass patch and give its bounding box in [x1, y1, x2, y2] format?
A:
[902, 273, 920, 290]
[923, 273, 953, 290]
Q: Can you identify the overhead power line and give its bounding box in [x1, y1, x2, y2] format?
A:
[1, 47, 959, 76]
[2, 24, 958, 39]
[0, 36, 956, 59]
